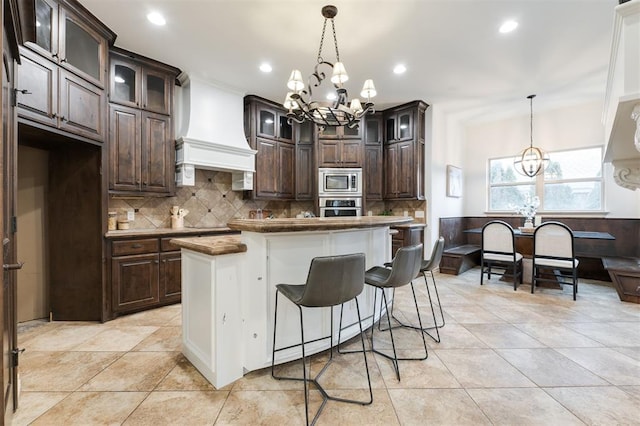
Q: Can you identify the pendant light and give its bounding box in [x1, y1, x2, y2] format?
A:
[283, 5, 376, 130]
[514, 94, 549, 177]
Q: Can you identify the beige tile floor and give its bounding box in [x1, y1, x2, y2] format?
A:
[15, 268, 640, 425]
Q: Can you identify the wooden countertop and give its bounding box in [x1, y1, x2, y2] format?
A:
[392, 221, 426, 229]
[170, 235, 247, 256]
[105, 227, 237, 239]
[227, 216, 414, 233]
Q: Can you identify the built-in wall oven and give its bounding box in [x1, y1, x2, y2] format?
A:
[319, 197, 362, 217]
[318, 167, 363, 217]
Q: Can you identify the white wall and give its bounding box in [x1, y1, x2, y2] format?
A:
[461, 99, 640, 218]
[425, 105, 466, 250]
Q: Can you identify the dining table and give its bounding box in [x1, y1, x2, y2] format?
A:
[464, 227, 615, 284]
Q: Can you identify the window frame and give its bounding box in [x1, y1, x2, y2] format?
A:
[487, 145, 604, 214]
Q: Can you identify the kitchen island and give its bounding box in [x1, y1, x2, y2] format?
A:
[171, 216, 414, 388]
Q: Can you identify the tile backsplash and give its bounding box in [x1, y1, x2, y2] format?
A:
[109, 169, 426, 229]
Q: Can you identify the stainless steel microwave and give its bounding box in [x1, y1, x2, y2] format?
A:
[318, 168, 362, 196]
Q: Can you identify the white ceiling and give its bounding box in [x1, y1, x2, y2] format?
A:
[77, 0, 619, 122]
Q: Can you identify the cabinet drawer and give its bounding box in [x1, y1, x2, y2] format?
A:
[112, 238, 159, 256]
[160, 237, 180, 252]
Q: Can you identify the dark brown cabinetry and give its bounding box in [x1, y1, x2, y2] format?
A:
[107, 48, 180, 196]
[245, 95, 296, 200]
[295, 120, 315, 200]
[16, 46, 106, 141]
[18, 0, 114, 88]
[318, 138, 362, 167]
[383, 101, 427, 200]
[109, 47, 174, 115]
[391, 224, 425, 257]
[317, 124, 362, 167]
[364, 113, 383, 200]
[106, 230, 237, 319]
[110, 236, 181, 315]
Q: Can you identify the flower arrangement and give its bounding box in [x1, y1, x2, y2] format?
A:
[514, 195, 540, 227]
[515, 194, 540, 228]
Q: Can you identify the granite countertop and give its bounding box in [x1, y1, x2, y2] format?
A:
[105, 226, 237, 239]
[227, 216, 414, 233]
[170, 235, 247, 256]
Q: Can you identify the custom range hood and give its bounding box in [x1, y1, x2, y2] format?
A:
[175, 73, 256, 187]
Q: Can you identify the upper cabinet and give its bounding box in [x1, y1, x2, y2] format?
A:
[363, 113, 383, 200]
[18, 0, 115, 88]
[107, 47, 180, 196]
[109, 47, 174, 115]
[245, 95, 296, 200]
[385, 105, 414, 143]
[254, 102, 293, 143]
[383, 101, 428, 201]
[318, 125, 360, 140]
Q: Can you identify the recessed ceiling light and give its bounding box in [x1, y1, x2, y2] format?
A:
[393, 64, 406, 75]
[499, 20, 518, 33]
[147, 11, 166, 26]
[259, 63, 272, 73]
[326, 92, 337, 101]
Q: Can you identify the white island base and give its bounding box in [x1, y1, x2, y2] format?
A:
[178, 224, 396, 389]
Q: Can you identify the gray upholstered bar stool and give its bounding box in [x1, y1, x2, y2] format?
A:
[366, 243, 426, 381]
[271, 253, 372, 426]
[385, 237, 446, 343]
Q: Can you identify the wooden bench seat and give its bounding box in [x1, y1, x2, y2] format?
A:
[440, 244, 481, 275]
[602, 257, 640, 303]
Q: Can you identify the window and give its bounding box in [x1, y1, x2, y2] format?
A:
[488, 146, 603, 212]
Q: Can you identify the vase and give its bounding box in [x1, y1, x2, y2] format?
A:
[524, 218, 534, 228]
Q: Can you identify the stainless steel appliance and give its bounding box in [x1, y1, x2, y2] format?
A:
[319, 197, 362, 217]
[318, 167, 362, 197]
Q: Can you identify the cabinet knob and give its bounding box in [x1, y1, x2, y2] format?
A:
[60, 58, 67, 63]
[51, 113, 57, 119]
[59, 116, 66, 122]
[52, 53, 58, 59]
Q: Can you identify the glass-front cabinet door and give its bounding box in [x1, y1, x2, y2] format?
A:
[33, 0, 57, 56]
[142, 68, 171, 115]
[256, 106, 277, 139]
[110, 58, 140, 108]
[58, 8, 107, 87]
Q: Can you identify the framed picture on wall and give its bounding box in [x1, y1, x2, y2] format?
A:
[446, 165, 462, 198]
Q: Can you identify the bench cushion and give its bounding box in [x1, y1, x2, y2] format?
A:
[444, 244, 480, 256]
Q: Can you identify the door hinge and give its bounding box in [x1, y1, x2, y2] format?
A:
[11, 88, 31, 107]
[11, 348, 25, 367]
[11, 216, 17, 233]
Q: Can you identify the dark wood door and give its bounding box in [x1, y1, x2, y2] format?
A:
[278, 142, 294, 199]
[109, 104, 141, 191]
[15, 47, 57, 127]
[364, 145, 383, 200]
[159, 251, 180, 303]
[318, 139, 339, 167]
[397, 141, 414, 198]
[58, 68, 105, 141]
[295, 144, 314, 200]
[341, 139, 361, 167]
[112, 253, 159, 313]
[383, 143, 397, 198]
[141, 111, 171, 194]
[255, 137, 277, 198]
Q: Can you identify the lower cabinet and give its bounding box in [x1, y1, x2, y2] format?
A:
[391, 225, 425, 258]
[109, 236, 181, 316]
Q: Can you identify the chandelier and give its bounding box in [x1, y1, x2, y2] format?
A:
[514, 94, 549, 177]
[283, 5, 376, 129]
